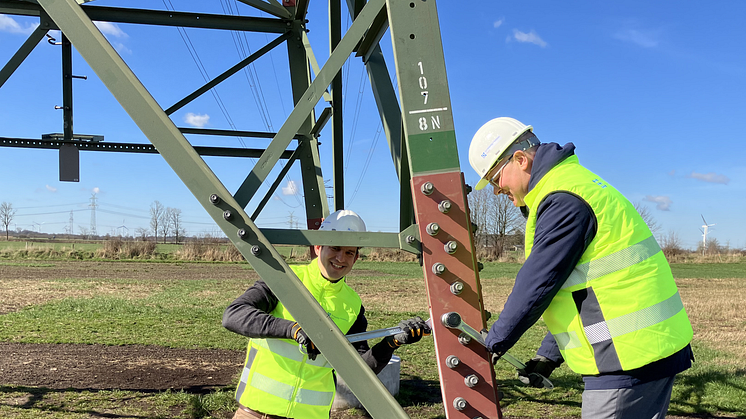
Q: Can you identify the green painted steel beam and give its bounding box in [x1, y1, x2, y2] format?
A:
[165, 32, 292, 116]
[235, 0, 292, 19]
[330, 0, 344, 211]
[260, 227, 420, 254]
[0, 137, 294, 159]
[301, 32, 332, 103]
[35, 1, 408, 417]
[251, 148, 301, 221]
[286, 23, 327, 225]
[232, 0, 385, 209]
[178, 127, 302, 140]
[386, 0, 457, 176]
[0, 25, 48, 88]
[0, 2, 289, 33]
[61, 34, 74, 142]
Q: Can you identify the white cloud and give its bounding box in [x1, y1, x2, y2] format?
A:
[0, 14, 38, 35]
[184, 113, 210, 127]
[282, 180, 300, 196]
[493, 19, 504, 29]
[94, 21, 128, 38]
[644, 195, 672, 211]
[512, 29, 547, 47]
[45, 185, 57, 193]
[688, 171, 730, 184]
[613, 28, 660, 48]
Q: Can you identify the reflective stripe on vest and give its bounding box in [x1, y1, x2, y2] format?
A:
[252, 338, 332, 369]
[554, 290, 686, 370]
[563, 235, 661, 290]
[236, 343, 334, 408]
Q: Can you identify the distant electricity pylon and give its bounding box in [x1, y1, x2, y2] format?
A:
[700, 214, 715, 255]
[89, 193, 98, 236]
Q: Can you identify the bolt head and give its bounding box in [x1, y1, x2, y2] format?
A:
[209, 194, 221, 205]
[251, 245, 261, 256]
[223, 210, 233, 221]
[237, 229, 248, 239]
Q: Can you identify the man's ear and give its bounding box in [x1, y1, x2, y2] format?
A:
[353, 250, 360, 263]
[515, 150, 532, 172]
[313, 245, 322, 255]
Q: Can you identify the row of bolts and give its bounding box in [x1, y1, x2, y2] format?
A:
[421, 181, 488, 417]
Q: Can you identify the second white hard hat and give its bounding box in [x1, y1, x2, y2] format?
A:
[468, 117, 533, 190]
[319, 209, 367, 232]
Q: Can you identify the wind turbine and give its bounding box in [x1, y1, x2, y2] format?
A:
[700, 215, 715, 255]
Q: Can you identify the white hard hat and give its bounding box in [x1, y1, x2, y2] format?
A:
[319, 209, 367, 232]
[468, 117, 533, 190]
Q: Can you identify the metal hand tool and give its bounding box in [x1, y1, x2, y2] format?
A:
[346, 318, 433, 343]
[441, 311, 554, 389]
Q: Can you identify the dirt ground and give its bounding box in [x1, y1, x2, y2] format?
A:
[0, 342, 244, 393]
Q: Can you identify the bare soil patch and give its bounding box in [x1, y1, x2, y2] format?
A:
[0, 342, 244, 393]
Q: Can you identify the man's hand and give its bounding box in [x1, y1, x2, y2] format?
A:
[518, 355, 560, 388]
[291, 322, 321, 360]
[386, 317, 431, 348]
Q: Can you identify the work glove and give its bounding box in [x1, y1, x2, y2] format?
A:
[291, 322, 321, 361]
[480, 329, 503, 365]
[386, 316, 432, 348]
[518, 355, 560, 388]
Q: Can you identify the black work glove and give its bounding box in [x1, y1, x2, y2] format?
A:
[291, 322, 321, 361]
[386, 316, 432, 348]
[518, 355, 560, 388]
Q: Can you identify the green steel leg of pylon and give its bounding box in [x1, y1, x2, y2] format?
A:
[286, 25, 328, 226]
[35, 1, 408, 418]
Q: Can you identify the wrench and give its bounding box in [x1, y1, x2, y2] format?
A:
[441, 311, 554, 389]
[346, 318, 433, 343]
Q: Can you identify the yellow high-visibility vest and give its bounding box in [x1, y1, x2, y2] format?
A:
[235, 260, 362, 418]
[524, 155, 693, 375]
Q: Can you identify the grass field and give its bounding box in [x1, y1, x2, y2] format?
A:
[0, 256, 744, 418]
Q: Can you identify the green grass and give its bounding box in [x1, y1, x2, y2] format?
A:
[1, 258, 745, 418]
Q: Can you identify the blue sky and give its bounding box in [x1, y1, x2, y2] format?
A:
[1, 1, 744, 250]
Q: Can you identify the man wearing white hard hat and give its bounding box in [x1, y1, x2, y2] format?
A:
[223, 209, 430, 419]
[469, 117, 693, 418]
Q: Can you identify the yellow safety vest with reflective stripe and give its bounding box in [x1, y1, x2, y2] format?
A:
[235, 260, 362, 418]
[524, 155, 693, 375]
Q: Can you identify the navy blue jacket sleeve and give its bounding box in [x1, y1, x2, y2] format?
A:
[485, 192, 596, 360]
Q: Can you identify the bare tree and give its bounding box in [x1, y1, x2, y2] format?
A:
[0, 202, 16, 240]
[660, 230, 684, 259]
[633, 202, 661, 237]
[135, 227, 149, 240]
[467, 186, 523, 259]
[167, 207, 185, 244]
[150, 201, 165, 243]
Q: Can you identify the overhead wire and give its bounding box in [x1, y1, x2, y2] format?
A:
[162, 0, 247, 148]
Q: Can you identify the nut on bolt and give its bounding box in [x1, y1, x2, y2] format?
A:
[445, 355, 460, 369]
[432, 263, 446, 276]
[223, 210, 234, 221]
[444, 240, 458, 254]
[464, 374, 479, 388]
[425, 222, 440, 236]
[453, 397, 467, 411]
[458, 333, 472, 345]
[438, 200, 452, 213]
[250, 245, 262, 256]
[237, 229, 248, 240]
[450, 281, 464, 295]
[209, 194, 221, 205]
[406, 235, 416, 244]
[421, 181, 434, 195]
